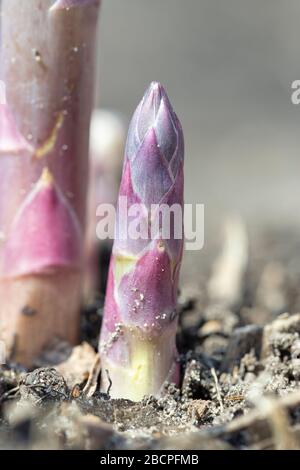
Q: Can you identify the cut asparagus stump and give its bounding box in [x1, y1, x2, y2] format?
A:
[0, 0, 101, 365]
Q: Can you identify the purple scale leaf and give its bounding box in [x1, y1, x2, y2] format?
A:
[130, 128, 173, 206]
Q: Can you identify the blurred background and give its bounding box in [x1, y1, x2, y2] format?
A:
[96, 0, 300, 284]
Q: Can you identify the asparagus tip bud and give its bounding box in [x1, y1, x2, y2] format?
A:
[100, 82, 184, 399]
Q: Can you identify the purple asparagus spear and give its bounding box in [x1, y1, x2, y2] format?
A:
[0, 0, 101, 365]
[99, 82, 184, 400]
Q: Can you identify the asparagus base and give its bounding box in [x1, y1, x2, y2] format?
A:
[0, 271, 81, 367]
[100, 329, 179, 401]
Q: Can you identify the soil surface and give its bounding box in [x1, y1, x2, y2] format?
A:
[1, 225, 300, 450]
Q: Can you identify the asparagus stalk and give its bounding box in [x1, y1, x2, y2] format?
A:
[0, 0, 101, 365]
[84, 110, 125, 301]
[99, 82, 184, 400]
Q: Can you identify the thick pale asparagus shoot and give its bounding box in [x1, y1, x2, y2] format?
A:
[84, 110, 126, 301]
[0, 0, 101, 365]
[99, 82, 184, 400]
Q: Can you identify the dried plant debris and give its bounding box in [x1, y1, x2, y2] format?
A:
[1, 229, 300, 449]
